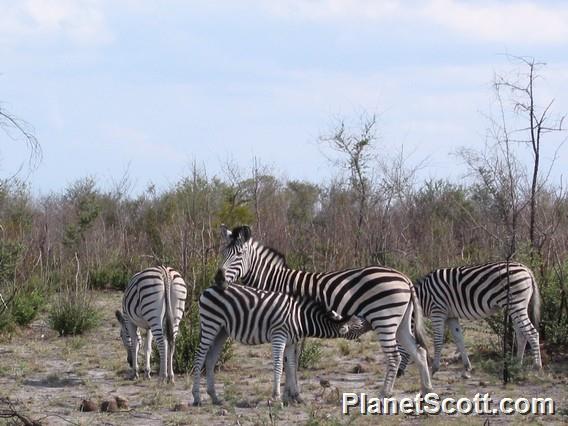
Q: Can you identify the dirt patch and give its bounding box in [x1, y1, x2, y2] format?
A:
[0, 291, 566, 425]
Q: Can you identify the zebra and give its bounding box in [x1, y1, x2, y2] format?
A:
[115, 266, 188, 383]
[191, 283, 368, 405]
[397, 261, 542, 378]
[213, 225, 433, 397]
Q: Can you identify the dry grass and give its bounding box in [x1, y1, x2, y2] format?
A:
[0, 291, 566, 425]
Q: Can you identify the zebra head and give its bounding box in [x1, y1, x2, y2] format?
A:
[339, 315, 373, 339]
[214, 224, 252, 289]
[115, 310, 133, 366]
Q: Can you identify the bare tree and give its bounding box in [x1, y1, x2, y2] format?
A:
[0, 105, 41, 175]
[494, 56, 566, 251]
[319, 113, 377, 253]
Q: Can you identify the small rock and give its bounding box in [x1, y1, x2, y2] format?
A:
[235, 400, 254, 408]
[352, 364, 365, 374]
[173, 403, 190, 412]
[319, 379, 331, 388]
[79, 399, 97, 412]
[479, 380, 488, 387]
[100, 400, 118, 412]
[115, 396, 128, 409]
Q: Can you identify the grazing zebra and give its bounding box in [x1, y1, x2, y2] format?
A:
[213, 225, 433, 397]
[191, 283, 367, 405]
[398, 261, 541, 378]
[115, 266, 188, 383]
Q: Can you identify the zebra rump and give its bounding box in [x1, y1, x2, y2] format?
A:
[115, 266, 188, 383]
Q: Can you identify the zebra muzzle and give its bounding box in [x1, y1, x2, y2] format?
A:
[214, 269, 228, 289]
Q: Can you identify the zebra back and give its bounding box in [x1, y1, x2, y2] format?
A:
[417, 261, 539, 321]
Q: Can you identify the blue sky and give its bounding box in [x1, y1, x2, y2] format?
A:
[1, 0, 567, 195]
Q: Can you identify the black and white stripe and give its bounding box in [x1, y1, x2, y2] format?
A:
[399, 261, 541, 377]
[213, 225, 433, 397]
[115, 266, 188, 383]
[191, 283, 366, 405]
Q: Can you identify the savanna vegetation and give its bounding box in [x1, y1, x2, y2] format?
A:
[0, 57, 567, 423]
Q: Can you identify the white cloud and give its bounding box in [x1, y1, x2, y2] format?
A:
[0, 0, 112, 45]
[262, 0, 402, 21]
[250, 0, 568, 44]
[424, 0, 568, 44]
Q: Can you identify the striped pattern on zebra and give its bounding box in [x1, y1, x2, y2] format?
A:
[398, 261, 541, 377]
[191, 283, 367, 405]
[115, 266, 188, 383]
[213, 225, 433, 397]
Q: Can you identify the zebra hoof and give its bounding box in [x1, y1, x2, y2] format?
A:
[270, 400, 284, 409]
[461, 371, 471, 379]
[212, 398, 224, 406]
[396, 368, 405, 378]
[192, 400, 202, 407]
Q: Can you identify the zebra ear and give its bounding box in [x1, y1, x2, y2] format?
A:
[220, 224, 232, 242]
[238, 225, 252, 243]
[115, 310, 124, 324]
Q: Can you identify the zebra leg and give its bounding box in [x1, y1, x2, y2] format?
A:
[271, 333, 287, 403]
[430, 314, 447, 376]
[447, 318, 471, 378]
[192, 327, 219, 406]
[371, 323, 401, 398]
[143, 329, 153, 379]
[397, 343, 410, 377]
[396, 304, 433, 395]
[128, 325, 141, 380]
[168, 334, 176, 384]
[283, 343, 302, 404]
[154, 334, 168, 383]
[513, 323, 528, 364]
[205, 330, 228, 405]
[510, 310, 542, 369]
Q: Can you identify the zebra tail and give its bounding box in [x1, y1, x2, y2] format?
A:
[162, 267, 175, 346]
[528, 269, 541, 331]
[411, 284, 429, 358]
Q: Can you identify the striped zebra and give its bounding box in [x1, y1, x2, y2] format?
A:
[192, 283, 367, 405]
[115, 266, 188, 383]
[398, 261, 542, 378]
[213, 225, 433, 397]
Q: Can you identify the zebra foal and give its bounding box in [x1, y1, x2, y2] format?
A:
[192, 284, 366, 405]
[398, 261, 541, 377]
[115, 266, 188, 383]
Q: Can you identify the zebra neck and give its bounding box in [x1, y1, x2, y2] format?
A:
[242, 262, 322, 301]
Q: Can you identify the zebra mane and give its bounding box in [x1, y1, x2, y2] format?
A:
[254, 241, 288, 268]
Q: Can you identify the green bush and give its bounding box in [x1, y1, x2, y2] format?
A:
[299, 339, 322, 369]
[11, 289, 44, 326]
[89, 261, 131, 290]
[49, 275, 99, 336]
[49, 301, 99, 336]
[0, 311, 16, 334]
[539, 274, 568, 347]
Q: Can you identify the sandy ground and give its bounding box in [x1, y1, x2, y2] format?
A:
[0, 291, 566, 425]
